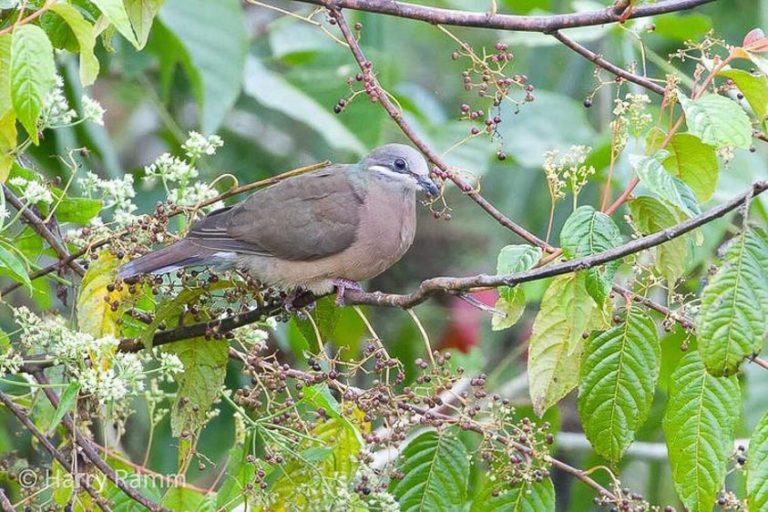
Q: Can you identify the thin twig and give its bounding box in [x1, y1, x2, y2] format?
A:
[0, 489, 12, 512]
[3, 185, 85, 276]
[326, 5, 554, 251]
[18, 180, 766, 370]
[0, 0, 56, 36]
[0, 390, 112, 511]
[0, 161, 330, 296]
[551, 30, 665, 95]
[32, 371, 168, 512]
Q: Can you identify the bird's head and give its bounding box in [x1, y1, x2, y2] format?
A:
[361, 144, 439, 197]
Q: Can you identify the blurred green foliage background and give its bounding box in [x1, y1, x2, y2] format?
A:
[3, 0, 768, 509]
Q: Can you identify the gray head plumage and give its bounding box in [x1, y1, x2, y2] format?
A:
[361, 144, 438, 196]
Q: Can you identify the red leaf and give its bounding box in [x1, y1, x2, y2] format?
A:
[743, 28, 768, 52]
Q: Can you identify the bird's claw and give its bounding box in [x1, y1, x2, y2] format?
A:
[283, 288, 316, 313]
[332, 278, 363, 306]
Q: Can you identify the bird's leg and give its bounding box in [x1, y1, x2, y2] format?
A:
[332, 278, 363, 306]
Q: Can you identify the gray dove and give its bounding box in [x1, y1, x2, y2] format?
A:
[117, 144, 437, 304]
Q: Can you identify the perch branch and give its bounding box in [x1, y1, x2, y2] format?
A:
[294, 0, 713, 33]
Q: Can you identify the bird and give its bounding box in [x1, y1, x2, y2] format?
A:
[117, 143, 438, 305]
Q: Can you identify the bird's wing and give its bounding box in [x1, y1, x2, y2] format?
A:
[187, 166, 367, 261]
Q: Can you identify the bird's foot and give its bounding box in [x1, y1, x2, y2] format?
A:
[332, 278, 362, 306]
[284, 288, 316, 313]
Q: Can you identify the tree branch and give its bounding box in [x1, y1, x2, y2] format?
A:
[92, 178, 765, 351]
[294, 0, 714, 33]
[32, 371, 168, 512]
[232, 350, 619, 502]
[3, 185, 85, 277]
[0, 390, 112, 511]
[0, 161, 331, 296]
[341, 179, 767, 308]
[550, 30, 666, 96]
[326, 5, 555, 251]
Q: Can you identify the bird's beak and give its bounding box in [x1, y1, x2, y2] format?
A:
[417, 175, 440, 197]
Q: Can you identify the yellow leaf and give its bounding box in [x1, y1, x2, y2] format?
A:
[0, 111, 15, 182]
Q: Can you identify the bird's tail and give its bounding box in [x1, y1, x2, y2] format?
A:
[117, 239, 213, 280]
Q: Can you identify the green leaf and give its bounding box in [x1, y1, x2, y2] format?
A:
[10, 25, 56, 144]
[49, 3, 100, 86]
[679, 93, 752, 149]
[560, 205, 623, 304]
[0, 244, 31, 292]
[54, 196, 103, 224]
[470, 476, 555, 512]
[578, 307, 660, 462]
[216, 442, 257, 511]
[496, 245, 542, 301]
[629, 196, 688, 285]
[663, 133, 719, 202]
[0, 34, 12, 117]
[719, 68, 768, 121]
[243, 57, 366, 156]
[160, 487, 206, 510]
[125, 0, 164, 49]
[294, 296, 341, 350]
[0, 112, 15, 182]
[528, 273, 595, 415]
[159, 0, 247, 133]
[269, 411, 363, 506]
[663, 351, 740, 512]
[492, 245, 541, 330]
[41, 11, 81, 52]
[390, 430, 469, 512]
[77, 251, 125, 337]
[631, 152, 700, 217]
[653, 13, 712, 41]
[47, 382, 80, 434]
[748, 411, 768, 512]
[492, 292, 527, 331]
[166, 337, 229, 438]
[90, 0, 139, 47]
[698, 229, 768, 376]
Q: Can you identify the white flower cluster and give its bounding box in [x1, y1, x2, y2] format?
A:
[41, 76, 106, 129]
[8, 176, 54, 206]
[612, 93, 653, 146]
[12, 307, 158, 404]
[0, 350, 23, 376]
[171, 182, 219, 208]
[145, 153, 197, 184]
[81, 96, 106, 126]
[79, 171, 138, 226]
[155, 349, 185, 381]
[51, 331, 118, 365]
[13, 306, 70, 352]
[144, 132, 224, 208]
[542, 145, 595, 203]
[42, 76, 77, 128]
[182, 131, 223, 160]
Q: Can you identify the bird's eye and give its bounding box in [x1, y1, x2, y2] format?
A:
[394, 158, 407, 171]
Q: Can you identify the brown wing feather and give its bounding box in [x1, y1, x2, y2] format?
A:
[187, 165, 367, 261]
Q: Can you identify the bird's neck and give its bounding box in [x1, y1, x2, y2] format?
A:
[368, 168, 418, 197]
